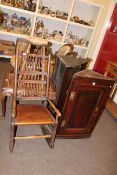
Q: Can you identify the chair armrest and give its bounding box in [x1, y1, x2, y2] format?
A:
[48, 98, 61, 118]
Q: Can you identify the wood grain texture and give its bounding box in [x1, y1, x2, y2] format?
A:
[57, 70, 115, 138]
[15, 104, 55, 125]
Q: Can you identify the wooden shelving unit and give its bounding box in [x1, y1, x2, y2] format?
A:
[0, 0, 103, 57]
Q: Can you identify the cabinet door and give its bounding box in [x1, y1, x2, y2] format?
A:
[58, 79, 109, 137]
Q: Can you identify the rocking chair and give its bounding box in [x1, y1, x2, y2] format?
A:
[9, 51, 61, 152]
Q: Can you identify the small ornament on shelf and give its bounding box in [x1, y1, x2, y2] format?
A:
[34, 20, 63, 42]
[2, 12, 8, 29]
[0, 9, 31, 35]
[78, 20, 90, 26]
[34, 21, 44, 37]
[56, 10, 68, 20]
[38, 1, 68, 20]
[52, 30, 63, 42]
[1, 0, 14, 7]
[11, 13, 18, 30]
[72, 16, 80, 23]
[1, 0, 36, 12]
[0, 9, 3, 26]
[65, 31, 89, 47]
[25, 0, 36, 12]
[88, 20, 95, 27]
[38, 0, 43, 13]
[43, 28, 48, 39]
[71, 16, 95, 27]
[19, 17, 31, 34]
[40, 6, 49, 15]
[15, 0, 24, 9]
[6, 16, 13, 31]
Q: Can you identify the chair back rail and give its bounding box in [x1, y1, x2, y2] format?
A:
[12, 51, 18, 118]
[13, 52, 51, 100]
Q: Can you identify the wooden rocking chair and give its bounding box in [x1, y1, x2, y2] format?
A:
[9, 51, 61, 152]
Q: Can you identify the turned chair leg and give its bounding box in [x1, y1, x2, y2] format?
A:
[49, 124, 58, 149]
[9, 124, 17, 152]
[40, 124, 57, 148]
[0, 94, 7, 118]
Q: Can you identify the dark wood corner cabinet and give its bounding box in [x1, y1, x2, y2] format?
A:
[52, 55, 90, 112]
[56, 69, 115, 138]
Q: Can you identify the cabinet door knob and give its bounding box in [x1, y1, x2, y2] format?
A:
[92, 82, 96, 86]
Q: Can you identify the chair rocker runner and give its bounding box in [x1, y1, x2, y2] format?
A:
[9, 51, 61, 152]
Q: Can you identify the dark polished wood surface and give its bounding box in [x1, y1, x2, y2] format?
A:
[57, 70, 115, 138]
[52, 56, 90, 112]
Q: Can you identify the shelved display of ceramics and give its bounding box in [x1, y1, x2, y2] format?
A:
[0, 0, 103, 57]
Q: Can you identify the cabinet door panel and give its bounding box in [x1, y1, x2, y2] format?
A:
[68, 90, 100, 129]
[61, 83, 107, 135]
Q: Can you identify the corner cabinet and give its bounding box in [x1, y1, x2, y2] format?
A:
[57, 70, 115, 138]
[52, 55, 90, 112]
[0, 0, 103, 57]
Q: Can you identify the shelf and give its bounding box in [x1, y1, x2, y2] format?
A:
[63, 41, 88, 50]
[0, 30, 29, 38]
[74, 44, 88, 49]
[69, 21, 94, 30]
[37, 13, 68, 23]
[0, 54, 12, 58]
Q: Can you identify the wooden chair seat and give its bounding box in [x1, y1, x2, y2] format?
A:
[16, 104, 55, 125]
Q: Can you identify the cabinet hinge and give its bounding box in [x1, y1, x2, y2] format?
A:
[69, 91, 75, 101]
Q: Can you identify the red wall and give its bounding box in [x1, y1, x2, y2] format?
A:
[93, 4, 117, 74]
